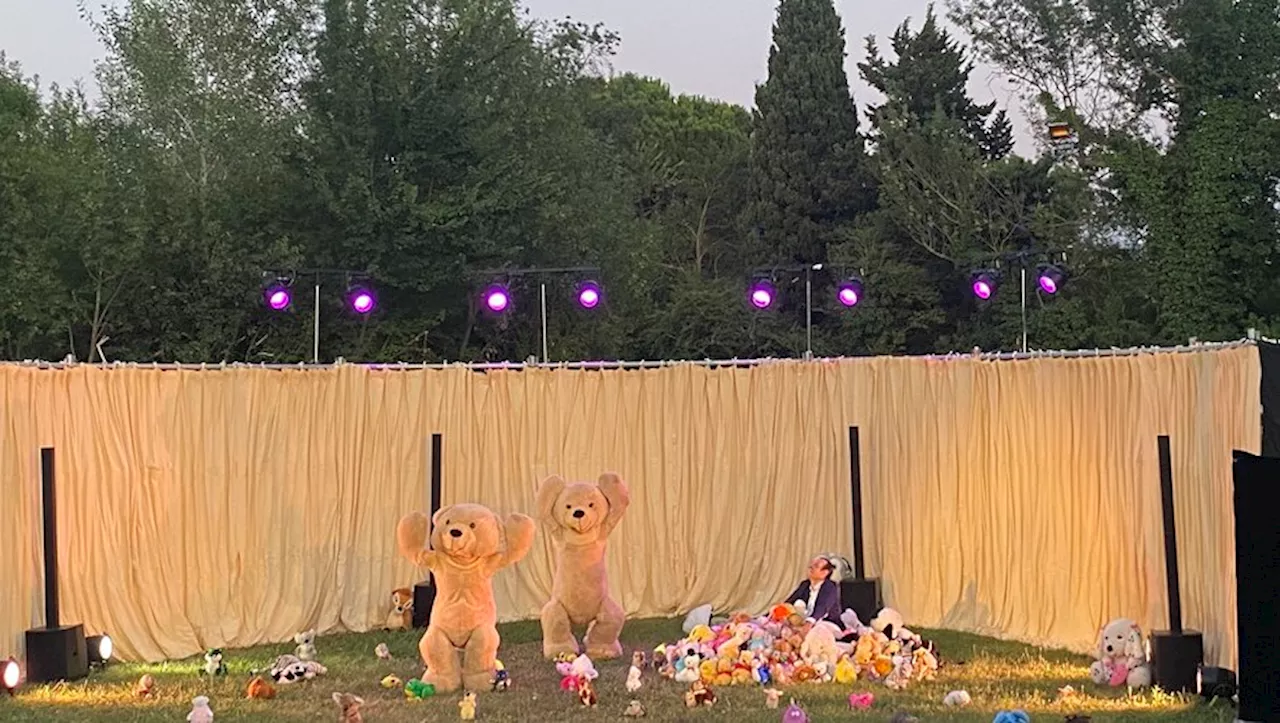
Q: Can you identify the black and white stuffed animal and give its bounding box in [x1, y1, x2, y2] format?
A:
[201, 649, 227, 676]
[259, 654, 327, 684]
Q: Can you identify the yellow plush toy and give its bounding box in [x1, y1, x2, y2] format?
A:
[536, 472, 631, 659]
[396, 503, 536, 692]
[834, 656, 857, 684]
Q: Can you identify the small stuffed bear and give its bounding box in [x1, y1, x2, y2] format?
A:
[458, 691, 478, 720]
[294, 630, 318, 661]
[187, 695, 214, 722]
[332, 692, 364, 722]
[1089, 618, 1151, 688]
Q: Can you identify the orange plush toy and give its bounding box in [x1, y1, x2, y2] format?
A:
[396, 503, 536, 692]
[536, 472, 631, 660]
[385, 588, 413, 631]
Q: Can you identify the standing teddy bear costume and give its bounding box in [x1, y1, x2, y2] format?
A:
[537, 472, 631, 659]
[396, 502, 536, 692]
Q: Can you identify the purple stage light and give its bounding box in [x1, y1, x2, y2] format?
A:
[749, 281, 775, 309]
[837, 277, 863, 307]
[265, 286, 291, 310]
[483, 285, 511, 313]
[970, 270, 996, 300]
[347, 286, 376, 314]
[1037, 264, 1065, 295]
[576, 281, 602, 309]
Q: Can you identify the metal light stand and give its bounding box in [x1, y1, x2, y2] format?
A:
[970, 248, 1066, 353]
[263, 267, 372, 363]
[751, 263, 861, 358]
[474, 266, 602, 363]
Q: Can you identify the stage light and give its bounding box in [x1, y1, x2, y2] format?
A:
[482, 284, 511, 313]
[86, 634, 112, 666]
[1196, 665, 1237, 700]
[262, 275, 293, 311]
[576, 280, 602, 309]
[1047, 122, 1074, 142]
[346, 283, 376, 314]
[2, 657, 19, 693]
[748, 278, 776, 309]
[1037, 263, 1066, 295]
[971, 270, 998, 300]
[836, 277, 863, 307]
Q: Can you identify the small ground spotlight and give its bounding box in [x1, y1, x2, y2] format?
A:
[86, 634, 112, 667]
[2, 656, 20, 694]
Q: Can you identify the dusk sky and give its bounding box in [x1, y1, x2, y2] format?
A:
[0, 0, 1034, 153]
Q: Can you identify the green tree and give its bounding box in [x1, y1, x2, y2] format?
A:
[750, 0, 871, 266]
[860, 3, 1013, 160]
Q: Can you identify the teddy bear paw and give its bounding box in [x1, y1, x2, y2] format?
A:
[585, 641, 623, 659]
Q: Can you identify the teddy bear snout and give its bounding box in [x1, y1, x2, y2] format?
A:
[572, 509, 586, 519]
[449, 528, 463, 538]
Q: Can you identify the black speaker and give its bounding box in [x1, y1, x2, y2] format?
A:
[24, 624, 88, 683]
[840, 578, 882, 625]
[1150, 629, 1203, 693]
[412, 578, 436, 629]
[1234, 450, 1280, 721]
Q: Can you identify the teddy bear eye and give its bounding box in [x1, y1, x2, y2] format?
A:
[565, 504, 571, 509]
[589, 502, 594, 507]
[469, 522, 475, 528]
[445, 519, 451, 525]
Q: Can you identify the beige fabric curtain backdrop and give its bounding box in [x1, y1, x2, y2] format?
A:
[0, 345, 1260, 668]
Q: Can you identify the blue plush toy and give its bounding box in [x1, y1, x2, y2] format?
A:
[992, 711, 1029, 723]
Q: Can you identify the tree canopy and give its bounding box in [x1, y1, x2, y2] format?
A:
[0, 0, 1274, 363]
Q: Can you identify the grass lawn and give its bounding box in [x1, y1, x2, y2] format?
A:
[0, 618, 1236, 721]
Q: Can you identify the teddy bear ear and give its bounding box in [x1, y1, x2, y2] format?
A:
[431, 505, 454, 527]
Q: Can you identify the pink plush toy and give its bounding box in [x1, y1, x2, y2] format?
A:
[848, 692, 874, 709]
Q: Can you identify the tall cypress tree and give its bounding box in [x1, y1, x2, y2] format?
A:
[859, 5, 1013, 160]
[750, 0, 870, 265]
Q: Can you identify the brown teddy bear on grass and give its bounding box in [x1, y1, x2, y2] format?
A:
[536, 472, 631, 659]
[396, 503, 536, 692]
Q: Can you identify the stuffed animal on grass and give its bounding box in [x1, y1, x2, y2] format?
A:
[396, 502, 536, 692]
[262, 653, 327, 683]
[187, 695, 214, 723]
[458, 691, 478, 720]
[780, 699, 809, 722]
[871, 608, 906, 638]
[536, 472, 631, 659]
[385, 588, 413, 631]
[245, 676, 276, 699]
[622, 699, 647, 716]
[294, 630, 317, 661]
[1088, 618, 1151, 688]
[201, 649, 226, 676]
[332, 692, 364, 722]
[133, 674, 155, 698]
[992, 710, 1029, 723]
[801, 620, 841, 670]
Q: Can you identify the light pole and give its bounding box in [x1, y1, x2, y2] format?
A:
[475, 266, 603, 363]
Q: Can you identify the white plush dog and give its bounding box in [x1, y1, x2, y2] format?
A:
[1088, 618, 1151, 688]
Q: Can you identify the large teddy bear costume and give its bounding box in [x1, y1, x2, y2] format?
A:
[1089, 617, 1152, 688]
[537, 472, 631, 659]
[396, 503, 536, 692]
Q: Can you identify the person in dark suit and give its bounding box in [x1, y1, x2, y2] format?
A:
[785, 556, 843, 627]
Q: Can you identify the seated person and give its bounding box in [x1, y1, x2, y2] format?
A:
[785, 556, 843, 627]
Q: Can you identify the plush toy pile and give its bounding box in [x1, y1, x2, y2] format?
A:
[652, 602, 940, 691]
